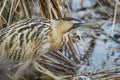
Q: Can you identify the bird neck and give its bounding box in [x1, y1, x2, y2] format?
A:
[49, 26, 64, 50]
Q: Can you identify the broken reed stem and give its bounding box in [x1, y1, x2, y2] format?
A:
[0, 0, 8, 15]
[109, 0, 118, 35]
[95, 0, 112, 18]
[7, 0, 14, 26]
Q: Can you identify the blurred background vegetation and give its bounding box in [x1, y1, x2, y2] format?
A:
[0, 0, 119, 27]
[0, 0, 120, 80]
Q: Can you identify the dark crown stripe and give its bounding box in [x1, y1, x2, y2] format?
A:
[57, 17, 82, 22]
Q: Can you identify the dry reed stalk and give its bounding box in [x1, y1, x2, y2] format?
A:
[95, 0, 112, 18]
[20, 0, 31, 18]
[38, 0, 64, 19]
[67, 35, 81, 63]
[0, 16, 3, 29]
[7, 0, 15, 26]
[36, 52, 76, 77]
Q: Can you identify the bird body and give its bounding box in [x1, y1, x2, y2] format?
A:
[0, 18, 77, 61]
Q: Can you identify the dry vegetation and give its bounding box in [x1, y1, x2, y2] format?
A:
[0, 0, 120, 80]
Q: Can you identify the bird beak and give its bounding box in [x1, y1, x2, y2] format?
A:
[71, 23, 81, 29]
[71, 22, 100, 30]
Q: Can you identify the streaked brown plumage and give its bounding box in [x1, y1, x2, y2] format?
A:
[0, 18, 83, 62]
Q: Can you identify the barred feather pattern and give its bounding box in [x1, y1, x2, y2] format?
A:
[0, 18, 52, 61]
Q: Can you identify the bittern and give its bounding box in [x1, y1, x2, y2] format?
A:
[0, 17, 94, 62]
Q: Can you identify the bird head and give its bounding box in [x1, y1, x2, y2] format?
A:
[49, 17, 99, 50]
[54, 17, 84, 34]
